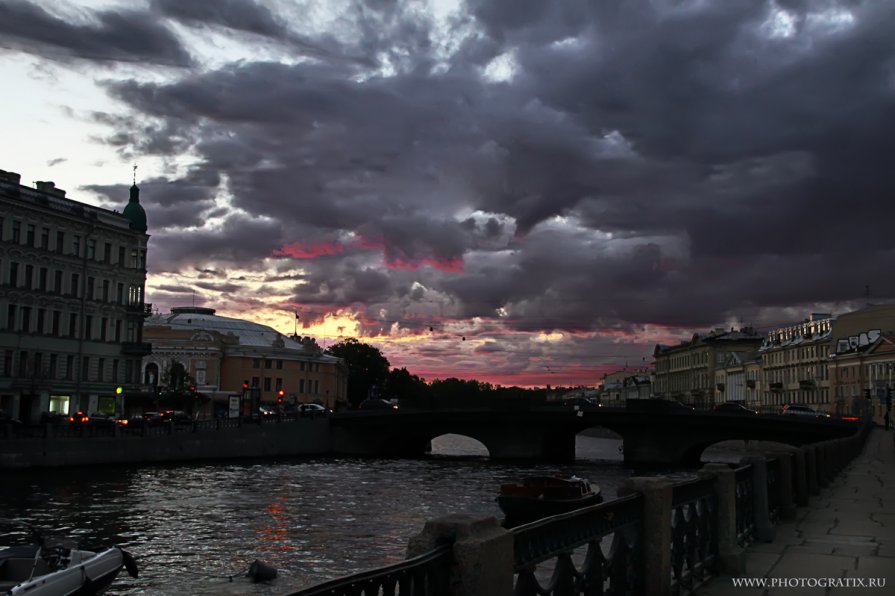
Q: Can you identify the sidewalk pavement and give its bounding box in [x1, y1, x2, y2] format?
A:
[698, 428, 895, 596]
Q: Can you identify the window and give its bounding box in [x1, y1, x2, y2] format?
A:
[81, 357, 90, 381]
[116, 283, 123, 304]
[253, 358, 261, 369]
[54, 270, 62, 294]
[6, 305, 17, 330]
[265, 359, 272, 369]
[34, 352, 43, 375]
[2, 351, 11, 377]
[72, 235, 80, 256]
[300, 361, 305, 371]
[87, 239, 96, 260]
[70, 273, 79, 297]
[69, 314, 78, 338]
[251, 376, 260, 388]
[276, 359, 283, 369]
[87, 277, 95, 300]
[56, 231, 64, 253]
[275, 377, 283, 390]
[100, 317, 107, 341]
[41, 228, 49, 249]
[118, 246, 125, 266]
[197, 369, 206, 384]
[52, 311, 60, 335]
[12, 221, 20, 243]
[19, 351, 28, 377]
[115, 320, 121, 342]
[104, 242, 112, 262]
[299, 379, 305, 393]
[85, 315, 93, 340]
[65, 355, 73, 380]
[102, 280, 109, 302]
[8, 261, 17, 286]
[38, 267, 47, 291]
[264, 377, 272, 391]
[23, 264, 33, 288]
[26, 224, 35, 247]
[22, 306, 32, 333]
[112, 360, 118, 383]
[97, 358, 104, 382]
[49, 354, 57, 379]
[37, 309, 45, 334]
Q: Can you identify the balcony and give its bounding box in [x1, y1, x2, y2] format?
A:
[121, 342, 152, 356]
[125, 302, 153, 317]
[799, 379, 816, 390]
[769, 382, 783, 392]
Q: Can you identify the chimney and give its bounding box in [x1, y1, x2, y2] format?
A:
[0, 169, 22, 185]
[35, 181, 66, 198]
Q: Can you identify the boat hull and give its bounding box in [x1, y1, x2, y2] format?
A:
[7, 547, 129, 596]
[497, 492, 603, 523]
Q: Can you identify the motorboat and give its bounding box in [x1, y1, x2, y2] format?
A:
[0, 542, 137, 595]
[497, 475, 602, 523]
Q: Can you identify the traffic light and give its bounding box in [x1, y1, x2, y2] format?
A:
[242, 381, 249, 391]
[189, 385, 197, 398]
[277, 389, 285, 404]
[115, 386, 123, 397]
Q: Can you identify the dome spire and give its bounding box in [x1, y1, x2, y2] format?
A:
[123, 163, 148, 233]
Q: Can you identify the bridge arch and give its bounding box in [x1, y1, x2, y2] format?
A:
[429, 433, 490, 457]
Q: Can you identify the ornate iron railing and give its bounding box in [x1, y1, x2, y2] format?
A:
[766, 458, 780, 524]
[510, 494, 643, 596]
[733, 466, 755, 547]
[285, 543, 452, 596]
[670, 477, 718, 595]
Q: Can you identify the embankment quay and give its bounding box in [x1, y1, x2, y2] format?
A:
[283, 422, 890, 596]
[0, 404, 860, 469]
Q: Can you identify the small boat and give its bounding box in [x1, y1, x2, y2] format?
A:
[0, 543, 138, 595]
[497, 476, 602, 523]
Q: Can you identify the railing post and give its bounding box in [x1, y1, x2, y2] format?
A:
[767, 450, 796, 520]
[407, 514, 513, 596]
[814, 443, 828, 488]
[803, 446, 818, 496]
[700, 464, 745, 575]
[740, 456, 774, 542]
[792, 448, 808, 506]
[618, 476, 673, 596]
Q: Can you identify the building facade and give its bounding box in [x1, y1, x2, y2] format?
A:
[0, 169, 151, 422]
[141, 307, 347, 416]
[653, 328, 764, 407]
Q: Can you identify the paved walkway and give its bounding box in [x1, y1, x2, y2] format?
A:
[698, 428, 895, 595]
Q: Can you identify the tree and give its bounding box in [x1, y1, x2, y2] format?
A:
[158, 358, 197, 409]
[386, 367, 428, 404]
[325, 339, 390, 407]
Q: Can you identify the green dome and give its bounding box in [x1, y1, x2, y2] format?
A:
[123, 184, 147, 233]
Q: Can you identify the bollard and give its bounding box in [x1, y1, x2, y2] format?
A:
[700, 464, 745, 575]
[618, 476, 674, 596]
[407, 514, 513, 596]
[740, 456, 775, 542]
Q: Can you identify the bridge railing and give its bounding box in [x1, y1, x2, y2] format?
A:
[510, 494, 643, 595]
[282, 421, 872, 596]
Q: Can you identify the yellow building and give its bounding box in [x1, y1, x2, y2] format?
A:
[141, 307, 347, 416]
[758, 313, 834, 409]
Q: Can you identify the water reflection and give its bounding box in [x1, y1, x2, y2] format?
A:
[0, 434, 742, 595]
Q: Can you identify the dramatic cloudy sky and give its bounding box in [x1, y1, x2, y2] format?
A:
[2, 0, 893, 386]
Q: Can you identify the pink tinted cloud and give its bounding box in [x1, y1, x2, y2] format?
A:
[386, 256, 464, 273]
[273, 241, 345, 259]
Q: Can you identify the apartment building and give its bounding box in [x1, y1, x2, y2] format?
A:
[653, 327, 764, 407]
[758, 313, 834, 408]
[0, 169, 151, 422]
[142, 307, 348, 415]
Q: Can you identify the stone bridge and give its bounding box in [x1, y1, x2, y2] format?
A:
[329, 406, 862, 466]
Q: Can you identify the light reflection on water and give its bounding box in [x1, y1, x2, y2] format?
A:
[0, 434, 741, 595]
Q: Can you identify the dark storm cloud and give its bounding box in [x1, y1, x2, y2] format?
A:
[0, 0, 192, 66]
[79, 0, 895, 340]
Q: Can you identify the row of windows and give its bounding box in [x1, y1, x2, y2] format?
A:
[763, 345, 830, 366]
[0, 350, 141, 384]
[3, 305, 138, 342]
[1, 260, 144, 305]
[248, 375, 320, 395]
[251, 357, 321, 372]
[0, 216, 145, 268]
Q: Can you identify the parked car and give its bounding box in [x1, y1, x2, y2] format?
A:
[359, 399, 399, 411]
[713, 402, 758, 414]
[258, 406, 277, 418]
[161, 410, 192, 423]
[88, 412, 120, 427]
[298, 403, 330, 416]
[561, 397, 600, 409]
[142, 411, 164, 425]
[68, 411, 91, 425]
[782, 404, 830, 418]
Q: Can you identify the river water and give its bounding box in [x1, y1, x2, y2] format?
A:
[0, 435, 745, 595]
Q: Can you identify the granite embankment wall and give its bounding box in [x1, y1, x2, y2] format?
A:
[0, 419, 331, 469]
